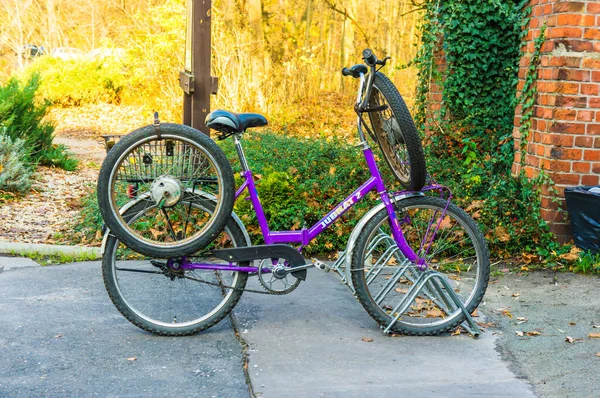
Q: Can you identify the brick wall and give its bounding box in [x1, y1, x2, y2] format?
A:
[513, 0, 600, 240]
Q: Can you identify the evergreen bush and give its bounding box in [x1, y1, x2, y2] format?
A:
[0, 74, 78, 170]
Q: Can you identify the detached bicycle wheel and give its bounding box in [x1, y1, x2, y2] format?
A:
[102, 199, 249, 336]
[368, 72, 426, 191]
[97, 123, 235, 258]
[351, 196, 489, 335]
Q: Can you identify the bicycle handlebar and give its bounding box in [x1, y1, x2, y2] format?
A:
[362, 49, 376, 66]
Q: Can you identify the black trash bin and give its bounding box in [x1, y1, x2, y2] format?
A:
[564, 186, 600, 254]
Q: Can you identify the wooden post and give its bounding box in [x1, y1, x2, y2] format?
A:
[180, 0, 217, 135]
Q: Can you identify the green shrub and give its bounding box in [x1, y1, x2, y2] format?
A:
[0, 133, 33, 193]
[0, 74, 78, 170]
[22, 56, 125, 107]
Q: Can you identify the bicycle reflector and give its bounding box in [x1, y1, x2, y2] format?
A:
[127, 184, 138, 199]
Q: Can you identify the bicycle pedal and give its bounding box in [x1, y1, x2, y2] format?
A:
[311, 258, 331, 272]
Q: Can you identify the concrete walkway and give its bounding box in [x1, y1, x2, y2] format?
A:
[0, 257, 534, 397]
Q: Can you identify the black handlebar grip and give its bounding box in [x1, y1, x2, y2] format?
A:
[342, 67, 353, 77]
[362, 48, 376, 66]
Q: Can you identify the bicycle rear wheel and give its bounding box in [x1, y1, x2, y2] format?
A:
[368, 72, 426, 191]
[97, 123, 235, 258]
[102, 199, 249, 336]
[351, 196, 489, 335]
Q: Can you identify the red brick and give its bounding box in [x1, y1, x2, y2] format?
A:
[587, 124, 600, 134]
[582, 175, 600, 185]
[536, 144, 546, 156]
[547, 172, 581, 185]
[550, 147, 583, 160]
[554, 39, 594, 52]
[511, 163, 521, 176]
[548, 122, 584, 136]
[541, 41, 555, 53]
[577, 110, 594, 121]
[553, 108, 577, 120]
[592, 71, 600, 82]
[580, 83, 600, 96]
[557, 14, 582, 26]
[547, 15, 558, 27]
[549, 223, 573, 240]
[558, 68, 590, 82]
[575, 136, 594, 147]
[525, 154, 540, 167]
[549, 56, 582, 68]
[572, 162, 590, 173]
[582, 58, 600, 69]
[584, 28, 600, 40]
[541, 158, 572, 172]
[555, 95, 588, 108]
[541, 195, 561, 211]
[594, 42, 600, 53]
[584, 149, 600, 161]
[596, 137, 600, 146]
[548, 27, 583, 39]
[590, 98, 600, 108]
[589, 3, 600, 13]
[583, 15, 596, 27]
[554, 2, 586, 13]
[556, 82, 581, 94]
[538, 120, 547, 131]
[524, 166, 536, 179]
[593, 163, 600, 174]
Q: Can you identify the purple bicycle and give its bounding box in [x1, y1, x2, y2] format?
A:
[98, 50, 489, 336]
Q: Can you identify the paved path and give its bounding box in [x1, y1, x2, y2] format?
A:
[0, 257, 534, 397]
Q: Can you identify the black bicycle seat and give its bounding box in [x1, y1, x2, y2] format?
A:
[205, 110, 268, 134]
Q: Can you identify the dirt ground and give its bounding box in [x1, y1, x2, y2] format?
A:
[483, 271, 600, 398]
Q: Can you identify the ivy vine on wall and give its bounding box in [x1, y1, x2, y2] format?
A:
[411, 0, 557, 257]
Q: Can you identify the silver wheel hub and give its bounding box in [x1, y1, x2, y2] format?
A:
[150, 176, 183, 207]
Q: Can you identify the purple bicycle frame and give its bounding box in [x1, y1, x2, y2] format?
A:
[181, 145, 421, 273]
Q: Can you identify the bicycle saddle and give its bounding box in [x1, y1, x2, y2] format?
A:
[205, 110, 268, 134]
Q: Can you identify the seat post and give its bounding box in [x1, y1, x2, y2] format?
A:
[234, 134, 250, 172]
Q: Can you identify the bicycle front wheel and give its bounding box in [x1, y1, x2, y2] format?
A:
[102, 199, 249, 336]
[97, 123, 235, 258]
[351, 196, 489, 335]
[368, 72, 427, 191]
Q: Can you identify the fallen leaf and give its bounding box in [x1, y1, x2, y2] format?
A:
[569, 322, 576, 326]
[517, 317, 527, 321]
[451, 327, 462, 336]
[426, 308, 444, 318]
[54, 334, 64, 339]
[593, 325, 600, 328]
[526, 331, 541, 336]
[516, 331, 524, 337]
[126, 357, 137, 361]
[565, 336, 583, 343]
[596, 353, 600, 357]
[512, 293, 520, 298]
[589, 333, 600, 339]
[361, 337, 374, 342]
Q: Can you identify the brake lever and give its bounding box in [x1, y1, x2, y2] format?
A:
[376, 56, 392, 66]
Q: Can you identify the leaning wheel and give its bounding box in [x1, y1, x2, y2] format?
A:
[102, 198, 249, 336]
[97, 123, 235, 258]
[368, 72, 427, 191]
[351, 196, 489, 335]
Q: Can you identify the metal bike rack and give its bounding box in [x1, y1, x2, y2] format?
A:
[330, 200, 481, 337]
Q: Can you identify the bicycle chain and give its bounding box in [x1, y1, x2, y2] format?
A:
[184, 274, 294, 295]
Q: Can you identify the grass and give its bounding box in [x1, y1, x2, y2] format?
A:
[8, 249, 100, 265]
